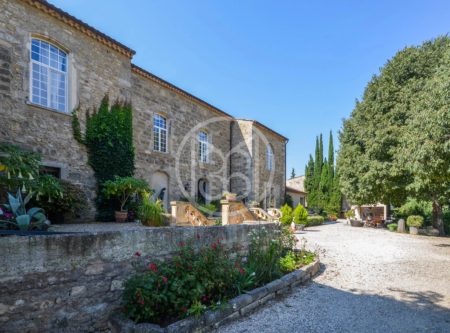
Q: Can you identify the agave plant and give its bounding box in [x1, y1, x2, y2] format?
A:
[0, 190, 50, 231]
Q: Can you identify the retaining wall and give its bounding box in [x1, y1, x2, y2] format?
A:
[0, 223, 277, 332]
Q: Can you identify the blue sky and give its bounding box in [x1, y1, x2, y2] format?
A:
[51, 0, 450, 175]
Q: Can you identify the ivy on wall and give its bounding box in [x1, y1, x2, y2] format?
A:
[72, 95, 135, 220]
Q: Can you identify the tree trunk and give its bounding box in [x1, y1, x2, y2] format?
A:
[432, 198, 444, 236]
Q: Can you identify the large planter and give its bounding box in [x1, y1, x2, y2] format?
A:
[409, 226, 419, 235]
[115, 211, 128, 223]
[110, 259, 320, 333]
[350, 219, 363, 227]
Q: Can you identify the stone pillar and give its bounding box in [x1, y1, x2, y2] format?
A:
[170, 201, 178, 226]
[221, 200, 230, 225]
[397, 218, 406, 233]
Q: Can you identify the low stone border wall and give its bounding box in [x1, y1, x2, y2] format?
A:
[0, 223, 277, 333]
[109, 259, 320, 333]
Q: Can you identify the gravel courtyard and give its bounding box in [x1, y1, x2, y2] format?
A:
[215, 222, 450, 333]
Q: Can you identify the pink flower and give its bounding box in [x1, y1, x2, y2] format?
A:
[162, 276, 168, 284]
[134, 251, 141, 257]
[149, 262, 158, 272]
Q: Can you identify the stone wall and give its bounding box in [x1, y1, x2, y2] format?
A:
[131, 72, 232, 204]
[0, 223, 277, 332]
[0, 0, 287, 222]
[230, 120, 287, 208]
[0, 0, 133, 220]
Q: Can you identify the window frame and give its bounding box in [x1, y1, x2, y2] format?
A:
[198, 130, 209, 163]
[29, 37, 69, 113]
[266, 144, 274, 171]
[153, 114, 168, 153]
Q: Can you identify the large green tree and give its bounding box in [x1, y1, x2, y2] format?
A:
[338, 36, 450, 234]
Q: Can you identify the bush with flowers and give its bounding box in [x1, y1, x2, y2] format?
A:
[122, 225, 315, 326]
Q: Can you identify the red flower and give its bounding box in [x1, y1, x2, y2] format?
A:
[139, 299, 145, 305]
[196, 234, 201, 239]
[239, 267, 245, 275]
[179, 241, 185, 247]
[148, 262, 158, 272]
[134, 251, 141, 257]
[211, 243, 217, 250]
[162, 276, 168, 284]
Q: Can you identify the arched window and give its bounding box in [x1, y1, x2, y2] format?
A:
[198, 131, 208, 163]
[30, 38, 68, 112]
[153, 114, 168, 152]
[266, 144, 274, 170]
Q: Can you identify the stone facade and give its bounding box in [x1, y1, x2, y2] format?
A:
[231, 120, 286, 208]
[0, 0, 287, 219]
[286, 176, 307, 207]
[0, 223, 278, 333]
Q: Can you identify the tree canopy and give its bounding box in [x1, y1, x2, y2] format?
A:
[337, 36, 450, 234]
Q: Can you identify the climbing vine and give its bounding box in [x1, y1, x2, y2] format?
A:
[72, 95, 135, 220]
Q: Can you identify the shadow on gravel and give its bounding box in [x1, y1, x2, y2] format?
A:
[298, 284, 450, 332]
[434, 243, 450, 247]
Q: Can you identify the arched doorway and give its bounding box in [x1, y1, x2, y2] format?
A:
[150, 171, 169, 210]
[197, 178, 209, 204]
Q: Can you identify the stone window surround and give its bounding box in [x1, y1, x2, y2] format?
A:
[152, 113, 168, 153]
[150, 111, 171, 155]
[198, 129, 210, 164]
[26, 33, 77, 115]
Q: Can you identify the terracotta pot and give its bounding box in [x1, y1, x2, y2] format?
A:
[115, 211, 128, 223]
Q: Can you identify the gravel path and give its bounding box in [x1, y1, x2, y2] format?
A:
[215, 221, 450, 333]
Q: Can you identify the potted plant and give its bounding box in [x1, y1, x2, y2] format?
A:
[345, 209, 355, 223]
[103, 176, 150, 223]
[223, 191, 237, 201]
[138, 194, 164, 227]
[406, 215, 424, 235]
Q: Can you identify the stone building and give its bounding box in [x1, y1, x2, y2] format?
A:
[286, 175, 307, 207]
[0, 0, 287, 219]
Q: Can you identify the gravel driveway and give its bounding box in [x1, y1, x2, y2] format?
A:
[215, 222, 450, 333]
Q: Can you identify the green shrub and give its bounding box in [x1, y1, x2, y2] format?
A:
[0, 143, 40, 195]
[387, 223, 398, 232]
[406, 215, 424, 228]
[306, 215, 324, 227]
[138, 196, 164, 227]
[292, 204, 308, 224]
[103, 176, 150, 212]
[279, 204, 293, 225]
[123, 238, 250, 325]
[345, 210, 355, 219]
[395, 198, 431, 223]
[32, 176, 87, 218]
[279, 250, 315, 273]
[72, 96, 135, 220]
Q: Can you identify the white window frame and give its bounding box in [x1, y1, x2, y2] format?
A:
[198, 131, 209, 163]
[29, 38, 68, 113]
[153, 114, 168, 153]
[266, 144, 274, 170]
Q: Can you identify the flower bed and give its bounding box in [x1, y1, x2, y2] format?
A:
[110, 226, 318, 332]
[110, 259, 320, 333]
